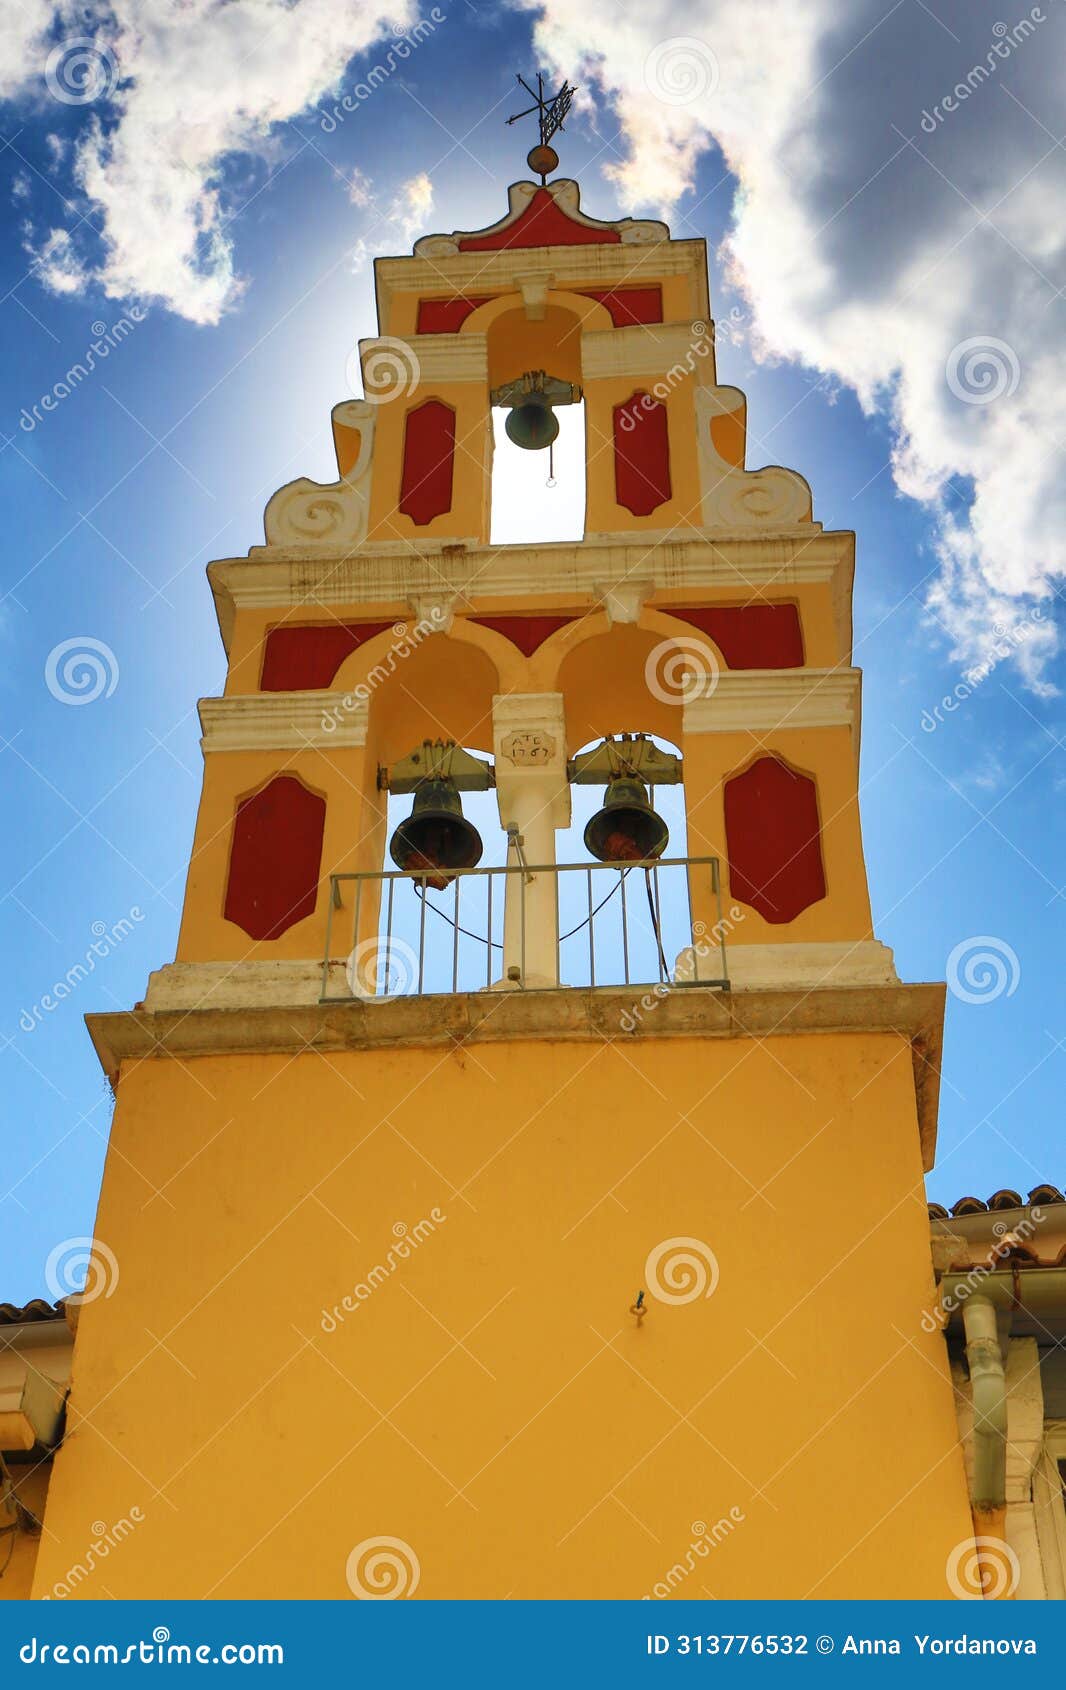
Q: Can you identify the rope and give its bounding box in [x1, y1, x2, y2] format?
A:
[644, 867, 670, 977]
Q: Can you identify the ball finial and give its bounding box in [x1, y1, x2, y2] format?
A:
[527, 143, 559, 180]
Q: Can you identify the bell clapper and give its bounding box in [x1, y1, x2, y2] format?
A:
[629, 1290, 647, 1326]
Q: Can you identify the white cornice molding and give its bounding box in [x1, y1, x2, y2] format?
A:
[199, 692, 369, 752]
[207, 533, 855, 668]
[214, 531, 852, 609]
[359, 332, 488, 385]
[373, 238, 711, 328]
[581, 322, 714, 381]
[682, 668, 861, 737]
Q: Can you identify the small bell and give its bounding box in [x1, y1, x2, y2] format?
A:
[504, 391, 560, 452]
[491, 370, 582, 453]
[583, 775, 669, 864]
[389, 777, 483, 891]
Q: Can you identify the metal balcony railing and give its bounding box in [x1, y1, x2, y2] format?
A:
[320, 856, 729, 1002]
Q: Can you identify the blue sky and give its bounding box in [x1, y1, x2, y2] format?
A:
[2, 2, 1064, 1304]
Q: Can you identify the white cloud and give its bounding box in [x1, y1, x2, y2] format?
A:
[348, 170, 434, 272]
[0, 0, 54, 102]
[0, 1, 417, 325]
[29, 226, 90, 294]
[396, 169, 433, 242]
[523, 0, 1065, 685]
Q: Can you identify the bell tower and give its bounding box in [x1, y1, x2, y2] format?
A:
[29, 107, 977, 1601]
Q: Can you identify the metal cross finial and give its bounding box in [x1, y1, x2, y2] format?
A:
[506, 72, 576, 179]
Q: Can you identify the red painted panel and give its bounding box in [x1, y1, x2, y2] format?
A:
[458, 188, 621, 251]
[224, 775, 326, 941]
[399, 399, 455, 526]
[724, 756, 826, 924]
[579, 287, 662, 326]
[416, 296, 492, 334]
[470, 614, 577, 656]
[669, 605, 804, 669]
[614, 392, 672, 516]
[260, 622, 392, 691]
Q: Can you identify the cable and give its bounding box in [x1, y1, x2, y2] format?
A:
[414, 883, 502, 949]
[558, 868, 630, 942]
[413, 867, 633, 949]
[644, 867, 670, 977]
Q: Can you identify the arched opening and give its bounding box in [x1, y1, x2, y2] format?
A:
[364, 748, 509, 997]
[553, 733, 690, 989]
[489, 401, 586, 545]
[486, 301, 587, 545]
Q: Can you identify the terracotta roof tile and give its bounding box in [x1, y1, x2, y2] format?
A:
[929, 1184, 1064, 1221]
[0, 1298, 65, 1326]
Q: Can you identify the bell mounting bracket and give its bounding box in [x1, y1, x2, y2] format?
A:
[379, 739, 495, 795]
[490, 369, 582, 409]
[568, 733, 682, 787]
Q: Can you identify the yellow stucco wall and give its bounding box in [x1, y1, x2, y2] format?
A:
[32, 1029, 971, 1599]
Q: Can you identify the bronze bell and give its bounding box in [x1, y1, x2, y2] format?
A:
[389, 777, 483, 891]
[583, 775, 669, 864]
[504, 391, 560, 452]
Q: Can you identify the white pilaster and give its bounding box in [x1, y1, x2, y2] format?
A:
[491, 693, 571, 989]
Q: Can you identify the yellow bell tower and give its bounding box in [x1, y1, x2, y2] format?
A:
[25, 129, 978, 1600]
